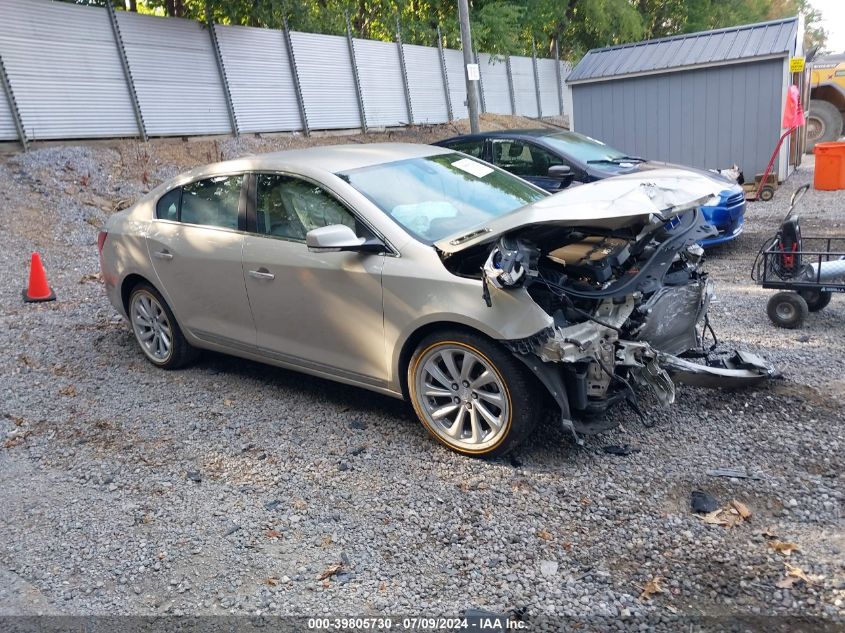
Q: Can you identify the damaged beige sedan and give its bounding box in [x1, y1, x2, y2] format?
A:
[99, 143, 774, 457]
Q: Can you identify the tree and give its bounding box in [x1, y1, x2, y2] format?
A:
[766, 0, 828, 51]
[59, 0, 828, 58]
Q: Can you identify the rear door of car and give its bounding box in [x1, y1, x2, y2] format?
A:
[240, 172, 388, 387]
[145, 173, 256, 348]
[439, 138, 487, 161]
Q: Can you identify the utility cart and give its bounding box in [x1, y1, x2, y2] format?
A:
[752, 185, 845, 328]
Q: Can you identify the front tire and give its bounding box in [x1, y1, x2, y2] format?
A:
[407, 330, 541, 457]
[128, 283, 198, 369]
[806, 100, 843, 153]
[767, 292, 808, 329]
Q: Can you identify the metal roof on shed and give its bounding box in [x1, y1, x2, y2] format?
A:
[567, 17, 798, 84]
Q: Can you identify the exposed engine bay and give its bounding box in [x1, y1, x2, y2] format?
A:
[440, 207, 776, 441]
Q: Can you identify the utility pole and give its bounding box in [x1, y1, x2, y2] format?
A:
[457, 0, 480, 133]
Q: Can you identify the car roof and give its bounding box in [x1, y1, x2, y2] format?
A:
[482, 129, 555, 138]
[169, 143, 454, 185]
[260, 142, 453, 171]
[439, 128, 590, 144]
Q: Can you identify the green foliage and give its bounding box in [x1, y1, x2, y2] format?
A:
[773, 0, 828, 52]
[69, 0, 828, 59]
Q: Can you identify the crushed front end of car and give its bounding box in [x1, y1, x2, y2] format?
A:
[437, 169, 776, 442]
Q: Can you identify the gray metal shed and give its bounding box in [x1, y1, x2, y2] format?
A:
[566, 17, 803, 181]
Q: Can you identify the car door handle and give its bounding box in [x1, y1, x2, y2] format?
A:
[153, 250, 173, 260]
[248, 268, 275, 280]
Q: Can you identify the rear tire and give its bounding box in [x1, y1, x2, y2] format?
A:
[408, 330, 541, 457]
[128, 283, 199, 369]
[805, 100, 843, 153]
[766, 292, 808, 329]
[799, 289, 832, 312]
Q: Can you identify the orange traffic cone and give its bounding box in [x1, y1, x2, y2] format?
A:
[22, 252, 56, 303]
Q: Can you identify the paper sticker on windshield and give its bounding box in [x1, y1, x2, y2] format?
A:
[452, 158, 494, 179]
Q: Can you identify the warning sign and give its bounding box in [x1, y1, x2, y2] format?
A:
[789, 57, 805, 73]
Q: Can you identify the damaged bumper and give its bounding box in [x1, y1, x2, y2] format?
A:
[512, 288, 777, 439]
[658, 351, 778, 388]
[523, 328, 777, 441]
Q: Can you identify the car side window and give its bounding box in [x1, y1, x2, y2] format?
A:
[525, 143, 564, 177]
[180, 175, 243, 229]
[490, 139, 528, 174]
[255, 174, 369, 241]
[156, 188, 181, 220]
[490, 139, 562, 178]
[444, 140, 484, 158]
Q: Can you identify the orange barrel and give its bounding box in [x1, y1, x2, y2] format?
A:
[814, 141, 845, 191]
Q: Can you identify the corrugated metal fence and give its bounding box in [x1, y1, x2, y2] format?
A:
[0, 0, 572, 146]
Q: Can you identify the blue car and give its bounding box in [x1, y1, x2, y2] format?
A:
[435, 129, 746, 247]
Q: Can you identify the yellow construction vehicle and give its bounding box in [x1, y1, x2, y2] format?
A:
[807, 53, 845, 151]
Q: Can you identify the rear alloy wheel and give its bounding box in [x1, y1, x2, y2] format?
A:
[408, 331, 540, 457]
[805, 100, 843, 153]
[129, 283, 198, 369]
[766, 292, 808, 329]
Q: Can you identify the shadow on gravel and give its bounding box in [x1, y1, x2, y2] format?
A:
[189, 351, 599, 466]
[194, 350, 411, 420]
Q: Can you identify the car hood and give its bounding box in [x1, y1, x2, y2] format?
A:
[590, 160, 737, 189]
[436, 168, 724, 254]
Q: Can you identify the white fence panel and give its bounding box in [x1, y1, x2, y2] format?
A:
[443, 48, 468, 120]
[479, 53, 510, 115]
[561, 61, 573, 119]
[403, 44, 448, 124]
[537, 58, 560, 116]
[354, 39, 407, 127]
[0, 0, 566, 143]
[215, 24, 302, 133]
[510, 55, 538, 117]
[292, 32, 361, 130]
[0, 0, 138, 139]
[117, 12, 231, 136]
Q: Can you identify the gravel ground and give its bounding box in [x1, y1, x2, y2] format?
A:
[0, 121, 843, 629]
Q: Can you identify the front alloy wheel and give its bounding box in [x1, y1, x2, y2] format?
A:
[408, 331, 540, 457]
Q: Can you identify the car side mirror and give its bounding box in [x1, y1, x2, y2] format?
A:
[548, 164, 574, 188]
[306, 224, 385, 254]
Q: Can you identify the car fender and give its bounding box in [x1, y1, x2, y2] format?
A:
[384, 255, 554, 388]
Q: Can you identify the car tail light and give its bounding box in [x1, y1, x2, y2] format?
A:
[97, 231, 108, 254]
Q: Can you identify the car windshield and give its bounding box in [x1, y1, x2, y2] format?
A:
[338, 153, 546, 243]
[542, 131, 628, 163]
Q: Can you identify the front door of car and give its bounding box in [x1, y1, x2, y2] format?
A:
[489, 139, 567, 192]
[241, 173, 388, 386]
[146, 174, 257, 347]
